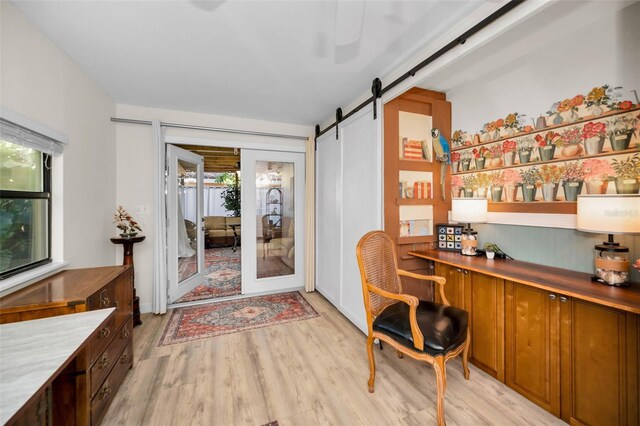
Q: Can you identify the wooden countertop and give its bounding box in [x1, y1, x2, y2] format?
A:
[409, 250, 640, 314]
[0, 308, 115, 424]
[0, 266, 130, 314]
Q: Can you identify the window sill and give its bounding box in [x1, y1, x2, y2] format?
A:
[0, 261, 69, 297]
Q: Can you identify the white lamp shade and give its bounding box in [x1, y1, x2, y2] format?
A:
[576, 194, 640, 234]
[451, 198, 488, 224]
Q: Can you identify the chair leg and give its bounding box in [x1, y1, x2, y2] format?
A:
[462, 328, 470, 380]
[433, 356, 447, 426]
[367, 336, 376, 393]
[396, 350, 404, 359]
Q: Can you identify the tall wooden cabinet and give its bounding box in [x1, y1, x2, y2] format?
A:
[0, 266, 134, 425]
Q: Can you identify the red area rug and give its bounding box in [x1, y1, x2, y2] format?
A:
[175, 247, 241, 303]
[158, 292, 319, 346]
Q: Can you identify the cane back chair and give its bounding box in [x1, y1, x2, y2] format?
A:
[356, 230, 470, 426]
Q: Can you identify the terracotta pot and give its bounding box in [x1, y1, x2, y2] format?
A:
[472, 134, 481, 145]
[585, 180, 608, 194]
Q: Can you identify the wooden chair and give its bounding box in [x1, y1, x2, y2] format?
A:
[356, 231, 470, 426]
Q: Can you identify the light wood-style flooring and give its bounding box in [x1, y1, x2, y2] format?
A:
[102, 292, 564, 426]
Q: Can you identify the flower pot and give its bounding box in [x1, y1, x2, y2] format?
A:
[452, 161, 459, 173]
[583, 136, 605, 155]
[503, 151, 516, 166]
[477, 187, 488, 198]
[463, 188, 474, 198]
[452, 188, 463, 198]
[614, 177, 640, 194]
[538, 145, 556, 161]
[503, 128, 515, 137]
[560, 144, 583, 158]
[481, 133, 491, 142]
[505, 185, 518, 202]
[518, 150, 532, 164]
[609, 132, 632, 151]
[492, 130, 500, 140]
[522, 185, 537, 202]
[564, 110, 579, 123]
[486, 251, 495, 259]
[586, 179, 609, 194]
[488, 157, 503, 168]
[541, 183, 559, 201]
[553, 113, 563, 125]
[475, 158, 486, 170]
[491, 186, 503, 202]
[591, 104, 604, 116]
[563, 181, 583, 201]
[461, 159, 471, 171]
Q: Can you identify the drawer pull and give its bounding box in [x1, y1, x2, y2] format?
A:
[101, 296, 110, 307]
[99, 385, 112, 400]
[100, 327, 111, 338]
[559, 296, 567, 303]
[122, 329, 130, 339]
[456, 268, 462, 272]
[463, 270, 469, 275]
[120, 352, 130, 364]
[99, 354, 110, 369]
[549, 294, 556, 300]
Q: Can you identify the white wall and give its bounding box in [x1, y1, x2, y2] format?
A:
[0, 2, 117, 273]
[115, 104, 312, 312]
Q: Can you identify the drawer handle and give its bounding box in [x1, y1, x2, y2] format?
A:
[456, 268, 462, 272]
[122, 329, 130, 339]
[549, 294, 556, 300]
[463, 270, 469, 275]
[120, 352, 130, 364]
[101, 296, 110, 307]
[100, 327, 111, 338]
[99, 385, 112, 400]
[99, 354, 110, 369]
[559, 296, 567, 303]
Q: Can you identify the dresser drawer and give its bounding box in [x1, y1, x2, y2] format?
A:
[88, 282, 116, 312]
[89, 314, 116, 365]
[91, 342, 133, 425]
[89, 316, 133, 397]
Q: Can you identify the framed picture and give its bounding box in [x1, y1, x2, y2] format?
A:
[436, 224, 464, 252]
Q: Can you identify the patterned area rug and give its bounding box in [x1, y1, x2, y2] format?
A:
[175, 247, 241, 303]
[159, 292, 319, 346]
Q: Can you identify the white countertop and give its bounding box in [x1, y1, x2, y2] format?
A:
[0, 308, 115, 424]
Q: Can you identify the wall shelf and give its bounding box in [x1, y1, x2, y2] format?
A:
[396, 198, 435, 206]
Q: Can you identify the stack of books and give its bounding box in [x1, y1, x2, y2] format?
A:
[399, 180, 432, 199]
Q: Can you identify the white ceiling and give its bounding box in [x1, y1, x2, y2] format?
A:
[11, 0, 488, 125]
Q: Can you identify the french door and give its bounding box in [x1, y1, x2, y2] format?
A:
[241, 150, 305, 294]
[167, 144, 205, 303]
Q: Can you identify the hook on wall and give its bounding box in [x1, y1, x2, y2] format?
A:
[371, 78, 382, 120]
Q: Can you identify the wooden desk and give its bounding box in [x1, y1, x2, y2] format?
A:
[409, 249, 639, 425]
[0, 308, 114, 425]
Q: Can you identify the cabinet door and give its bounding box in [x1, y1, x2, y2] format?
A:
[465, 271, 504, 381]
[505, 282, 560, 416]
[434, 263, 464, 309]
[561, 299, 639, 425]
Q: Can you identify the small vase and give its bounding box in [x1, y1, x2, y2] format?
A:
[452, 188, 463, 198]
[560, 144, 583, 158]
[477, 187, 488, 198]
[488, 157, 503, 168]
[564, 110, 579, 123]
[553, 112, 563, 125]
[538, 145, 556, 161]
[563, 181, 583, 201]
[518, 150, 532, 164]
[461, 159, 471, 171]
[505, 185, 518, 202]
[452, 161, 459, 173]
[614, 177, 640, 194]
[522, 185, 537, 202]
[584, 136, 605, 155]
[481, 132, 491, 142]
[591, 104, 604, 117]
[503, 128, 515, 137]
[492, 130, 500, 140]
[491, 186, 504, 202]
[586, 179, 608, 194]
[463, 188, 474, 198]
[504, 151, 516, 166]
[475, 157, 486, 170]
[609, 132, 632, 151]
[541, 182, 559, 201]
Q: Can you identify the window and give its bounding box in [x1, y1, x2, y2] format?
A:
[0, 117, 62, 279]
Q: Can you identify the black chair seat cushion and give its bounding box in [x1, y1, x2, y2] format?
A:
[372, 300, 468, 356]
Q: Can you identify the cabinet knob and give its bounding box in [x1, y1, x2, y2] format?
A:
[559, 296, 567, 303]
[463, 270, 469, 275]
[456, 268, 462, 272]
[549, 294, 556, 300]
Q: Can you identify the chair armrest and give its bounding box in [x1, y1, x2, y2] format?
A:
[397, 269, 449, 307]
[366, 284, 424, 351]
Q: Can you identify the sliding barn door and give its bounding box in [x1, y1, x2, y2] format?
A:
[316, 103, 382, 333]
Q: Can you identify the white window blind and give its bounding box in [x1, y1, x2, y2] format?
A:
[0, 118, 66, 156]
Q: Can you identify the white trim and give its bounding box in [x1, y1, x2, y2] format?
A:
[165, 135, 306, 153]
[0, 107, 69, 145]
[0, 261, 69, 297]
[487, 212, 576, 229]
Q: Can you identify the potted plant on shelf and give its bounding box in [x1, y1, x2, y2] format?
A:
[503, 169, 522, 202]
[547, 101, 564, 125]
[581, 121, 607, 155]
[451, 175, 464, 198]
[502, 140, 517, 166]
[556, 126, 583, 158]
[611, 154, 640, 194]
[539, 164, 563, 201]
[517, 137, 534, 164]
[472, 146, 489, 170]
[451, 130, 465, 149]
[519, 167, 541, 202]
[475, 172, 491, 198]
[561, 161, 586, 201]
[606, 114, 636, 151]
[586, 84, 620, 116]
[557, 95, 584, 123]
[502, 112, 525, 137]
[451, 151, 461, 173]
[462, 174, 476, 197]
[582, 158, 614, 194]
[489, 171, 505, 202]
[113, 206, 142, 238]
[487, 144, 504, 168]
[491, 118, 504, 140]
[535, 131, 560, 161]
[461, 151, 472, 171]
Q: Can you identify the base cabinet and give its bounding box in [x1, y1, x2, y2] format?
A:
[434, 263, 466, 309]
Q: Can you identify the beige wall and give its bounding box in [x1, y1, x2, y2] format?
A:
[115, 104, 312, 312]
[0, 3, 117, 272]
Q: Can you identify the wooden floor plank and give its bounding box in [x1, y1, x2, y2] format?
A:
[102, 291, 565, 426]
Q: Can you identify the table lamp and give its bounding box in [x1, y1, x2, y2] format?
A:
[576, 194, 640, 287]
[451, 198, 488, 256]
